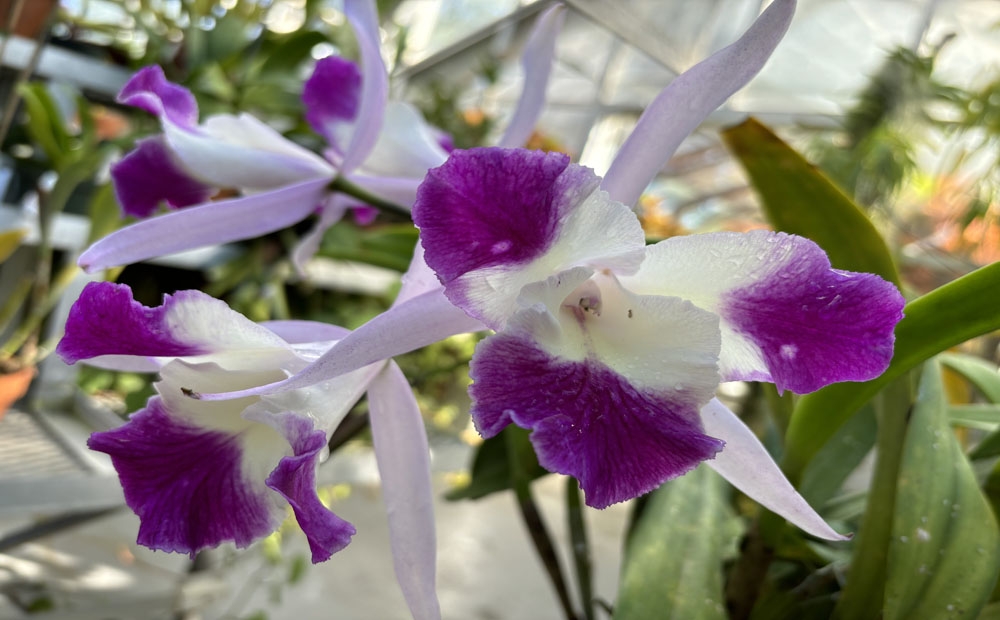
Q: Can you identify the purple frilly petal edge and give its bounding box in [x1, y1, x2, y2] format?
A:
[469, 332, 723, 509]
[118, 65, 199, 129]
[413, 147, 598, 286]
[111, 136, 215, 218]
[88, 398, 280, 556]
[722, 236, 905, 394]
[264, 413, 356, 563]
[303, 56, 362, 153]
[57, 281, 205, 364]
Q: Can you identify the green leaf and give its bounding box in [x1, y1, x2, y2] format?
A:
[259, 31, 329, 75]
[19, 83, 67, 169]
[318, 222, 419, 272]
[783, 261, 1000, 481]
[445, 427, 549, 501]
[949, 405, 1000, 431]
[884, 361, 1000, 620]
[941, 353, 1000, 403]
[721, 118, 899, 285]
[615, 466, 739, 620]
[799, 403, 877, 509]
[971, 431, 1000, 460]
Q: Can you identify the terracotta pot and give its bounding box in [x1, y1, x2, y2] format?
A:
[0, 0, 57, 38]
[0, 365, 34, 420]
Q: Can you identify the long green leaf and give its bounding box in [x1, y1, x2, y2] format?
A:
[721, 118, 899, 285]
[949, 404, 1000, 431]
[941, 353, 1000, 403]
[616, 466, 739, 620]
[884, 361, 1000, 620]
[783, 261, 1000, 481]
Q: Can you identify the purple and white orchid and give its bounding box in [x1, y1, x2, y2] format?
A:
[196, 0, 905, 541]
[57, 277, 449, 619]
[79, 0, 566, 274]
[412, 145, 903, 536]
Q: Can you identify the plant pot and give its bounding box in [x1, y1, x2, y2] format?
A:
[0, 0, 57, 38]
[0, 365, 34, 421]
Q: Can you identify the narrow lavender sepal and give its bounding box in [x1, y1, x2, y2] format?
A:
[261, 320, 349, 344]
[394, 243, 439, 307]
[265, 413, 356, 563]
[368, 362, 441, 620]
[196, 288, 484, 401]
[57, 282, 204, 363]
[78, 178, 329, 272]
[291, 195, 349, 276]
[342, 0, 389, 171]
[303, 57, 362, 154]
[470, 334, 723, 509]
[414, 148, 598, 285]
[496, 5, 566, 148]
[111, 137, 215, 218]
[88, 398, 279, 555]
[701, 398, 848, 540]
[118, 65, 199, 129]
[601, 0, 796, 206]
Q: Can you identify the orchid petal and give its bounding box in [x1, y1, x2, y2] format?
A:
[621, 230, 904, 393]
[601, 0, 796, 206]
[394, 242, 440, 306]
[80, 355, 164, 373]
[291, 194, 350, 275]
[414, 148, 645, 330]
[57, 282, 287, 365]
[346, 173, 421, 208]
[358, 102, 449, 178]
[470, 274, 723, 508]
[163, 114, 332, 190]
[78, 178, 329, 272]
[88, 397, 284, 556]
[342, 0, 389, 171]
[368, 361, 441, 620]
[302, 56, 362, 155]
[496, 4, 566, 148]
[263, 412, 356, 562]
[196, 288, 483, 401]
[117, 65, 198, 129]
[111, 136, 214, 218]
[700, 398, 848, 541]
[261, 320, 350, 344]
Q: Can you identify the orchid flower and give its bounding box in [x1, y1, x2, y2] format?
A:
[56, 278, 452, 620]
[195, 0, 905, 540]
[79, 0, 566, 274]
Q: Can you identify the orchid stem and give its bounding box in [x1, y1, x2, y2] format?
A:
[328, 176, 411, 219]
[832, 374, 914, 620]
[565, 477, 595, 620]
[505, 427, 579, 620]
